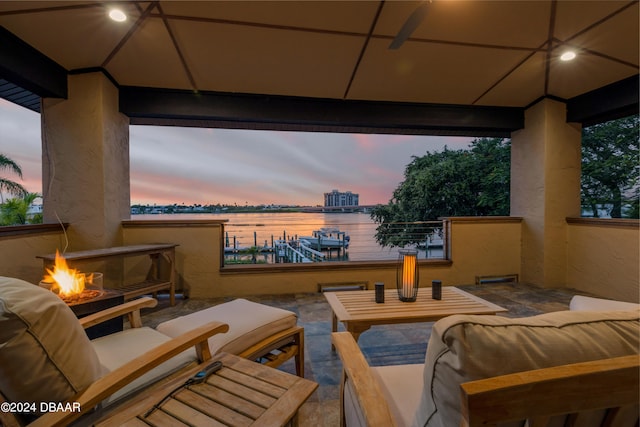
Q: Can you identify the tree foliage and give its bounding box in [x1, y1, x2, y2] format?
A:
[0, 192, 42, 225]
[0, 153, 27, 202]
[371, 138, 510, 247]
[370, 116, 638, 248]
[581, 115, 639, 218]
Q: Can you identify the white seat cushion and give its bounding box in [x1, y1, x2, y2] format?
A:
[344, 364, 424, 427]
[373, 364, 425, 427]
[91, 327, 197, 403]
[156, 298, 297, 355]
[569, 295, 640, 311]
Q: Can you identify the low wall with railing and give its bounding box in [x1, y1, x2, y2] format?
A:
[121, 217, 524, 298]
[5, 218, 637, 302]
[566, 218, 639, 303]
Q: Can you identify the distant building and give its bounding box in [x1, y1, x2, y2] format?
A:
[324, 189, 359, 207]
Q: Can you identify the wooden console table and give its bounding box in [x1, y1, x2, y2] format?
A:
[37, 243, 178, 306]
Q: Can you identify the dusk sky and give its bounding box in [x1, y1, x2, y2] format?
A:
[0, 98, 473, 206]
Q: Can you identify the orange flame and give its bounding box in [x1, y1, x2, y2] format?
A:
[43, 250, 92, 297]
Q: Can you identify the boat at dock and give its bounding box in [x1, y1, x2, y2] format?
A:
[299, 227, 350, 250]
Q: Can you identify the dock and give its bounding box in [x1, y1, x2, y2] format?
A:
[275, 240, 326, 263]
[224, 229, 348, 263]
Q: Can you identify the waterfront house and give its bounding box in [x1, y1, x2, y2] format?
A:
[0, 3, 637, 316]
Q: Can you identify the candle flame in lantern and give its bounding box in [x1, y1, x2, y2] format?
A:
[402, 252, 417, 296]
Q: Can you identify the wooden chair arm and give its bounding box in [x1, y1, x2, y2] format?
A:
[29, 320, 229, 427]
[0, 391, 21, 427]
[331, 332, 397, 427]
[79, 297, 158, 329]
[460, 354, 640, 427]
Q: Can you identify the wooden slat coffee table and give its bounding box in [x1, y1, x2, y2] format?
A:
[95, 353, 317, 427]
[325, 287, 507, 345]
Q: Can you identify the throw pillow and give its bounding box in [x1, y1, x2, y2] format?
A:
[414, 309, 640, 427]
[0, 276, 103, 407]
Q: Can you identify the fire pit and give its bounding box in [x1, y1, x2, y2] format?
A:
[40, 251, 104, 299]
[40, 251, 123, 338]
[59, 289, 104, 305]
[64, 289, 124, 339]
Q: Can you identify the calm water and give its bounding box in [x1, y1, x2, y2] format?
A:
[134, 212, 442, 262]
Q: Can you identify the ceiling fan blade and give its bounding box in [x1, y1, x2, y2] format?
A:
[389, 1, 429, 50]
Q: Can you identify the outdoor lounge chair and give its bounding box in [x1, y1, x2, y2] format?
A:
[154, 298, 304, 377]
[333, 296, 640, 427]
[0, 276, 303, 426]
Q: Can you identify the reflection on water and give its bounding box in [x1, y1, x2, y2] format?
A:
[134, 212, 444, 263]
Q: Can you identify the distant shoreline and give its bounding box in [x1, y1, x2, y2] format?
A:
[131, 205, 376, 215]
[131, 205, 304, 214]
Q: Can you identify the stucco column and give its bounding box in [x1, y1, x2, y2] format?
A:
[510, 98, 582, 288]
[41, 72, 130, 250]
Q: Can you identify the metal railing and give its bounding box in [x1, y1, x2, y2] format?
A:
[372, 221, 444, 251]
[222, 218, 446, 264]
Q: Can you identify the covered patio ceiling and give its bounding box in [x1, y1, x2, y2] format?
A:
[0, 0, 638, 136]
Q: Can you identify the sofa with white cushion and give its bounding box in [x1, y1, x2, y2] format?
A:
[333, 294, 640, 427]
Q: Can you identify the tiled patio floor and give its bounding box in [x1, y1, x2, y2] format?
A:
[139, 283, 593, 426]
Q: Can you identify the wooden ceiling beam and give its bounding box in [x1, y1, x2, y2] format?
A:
[0, 25, 66, 99]
[567, 75, 639, 126]
[120, 86, 524, 137]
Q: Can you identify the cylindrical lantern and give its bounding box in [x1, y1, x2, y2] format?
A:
[396, 249, 419, 302]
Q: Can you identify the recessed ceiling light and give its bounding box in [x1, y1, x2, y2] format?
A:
[109, 9, 127, 22]
[560, 51, 576, 61]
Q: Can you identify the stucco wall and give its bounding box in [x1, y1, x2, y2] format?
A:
[41, 72, 130, 251]
[448, 217, 522, 285]
[510, 99, 582, 288]
[121, 220, 224, 298]
[0, 227, 68, 284]
[567, 219, 639, 303]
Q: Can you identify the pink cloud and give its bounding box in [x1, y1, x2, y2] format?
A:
[353, 134, 377, 151]
[1, 102, 476, 207]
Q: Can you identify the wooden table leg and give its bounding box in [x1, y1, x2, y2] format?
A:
[331, 312, 338, 351]
[290, 411, 299, 427]
[147, 254, 160, 300]
[346, 324, 371, 343]
[164, 249, 176, 306]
